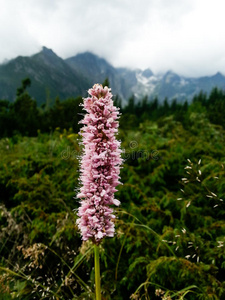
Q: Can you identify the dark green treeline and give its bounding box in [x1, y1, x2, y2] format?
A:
[0, 78, 225, 137]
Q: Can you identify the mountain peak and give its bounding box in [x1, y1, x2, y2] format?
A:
[68, 51, 110, 67]
[163, 70, 180, 81]
[32, 46, 64, 69]
[213, 72, 224, 78]
[32, 46, 59, 61]
[42, 46, 56, 56]
[77, 51, 99, 58]
[142, 68, 153, 78]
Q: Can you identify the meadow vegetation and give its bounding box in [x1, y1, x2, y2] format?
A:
[0, 80, 225, 299]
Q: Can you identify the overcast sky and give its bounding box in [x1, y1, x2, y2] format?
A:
[1, 0, 225, 77]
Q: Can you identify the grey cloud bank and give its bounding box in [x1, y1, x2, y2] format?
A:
[0, 0, 225, 77]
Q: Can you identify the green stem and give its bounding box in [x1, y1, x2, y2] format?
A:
[94, 244, 101, 300]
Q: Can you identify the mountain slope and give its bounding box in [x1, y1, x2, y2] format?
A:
[65, 52, 131, 100]
[0, 47, 89, 104]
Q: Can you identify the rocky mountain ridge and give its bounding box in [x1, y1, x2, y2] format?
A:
[0, 46, 225, 105]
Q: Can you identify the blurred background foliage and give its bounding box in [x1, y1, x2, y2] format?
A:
[0, 79, 225, 299]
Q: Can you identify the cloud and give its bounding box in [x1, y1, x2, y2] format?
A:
[0, 0, 225, 77]
[0, 0, 40, 60]
[112, 0, 225, 76]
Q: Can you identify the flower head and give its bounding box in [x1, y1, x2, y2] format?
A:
[76, 84, 122, 244]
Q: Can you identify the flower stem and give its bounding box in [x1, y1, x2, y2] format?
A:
[94, 244, 101, 300]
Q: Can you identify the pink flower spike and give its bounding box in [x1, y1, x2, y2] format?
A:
[76, 84, 122, 244]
